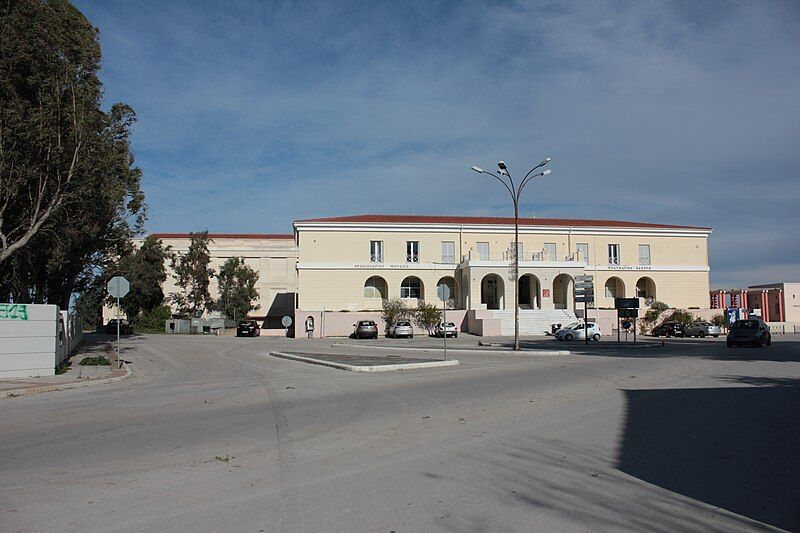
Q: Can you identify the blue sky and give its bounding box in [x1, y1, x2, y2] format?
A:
[74, 0, 800, 288]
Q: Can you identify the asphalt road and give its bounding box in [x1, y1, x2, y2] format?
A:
[2, 334, 799, 532]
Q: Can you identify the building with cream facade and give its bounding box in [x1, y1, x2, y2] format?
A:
[294, 215, 711, 336]
[134, 233, 298, 329]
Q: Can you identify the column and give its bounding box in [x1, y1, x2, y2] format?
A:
[761, 290, 769, 322]
[778, 290, 785, 322]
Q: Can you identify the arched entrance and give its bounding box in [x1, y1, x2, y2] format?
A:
[436, 276, 457, 309]
[553, 274, 574, 310]
[604, 277, 625, 300]
[636, 277, 656, 302]
[518, 274, 541, 309]
[481, 274, 505, 310]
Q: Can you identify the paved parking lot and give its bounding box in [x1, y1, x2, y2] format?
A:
[2, 333, 798, 532]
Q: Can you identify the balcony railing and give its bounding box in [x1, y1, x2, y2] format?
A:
[462, 250, 582, 262]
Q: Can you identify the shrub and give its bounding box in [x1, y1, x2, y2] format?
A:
[711, 314, 727, 330]
[381, 299, 409, 333]
[413, 303, 443, 335]
[663, 309, 696, 325]
[80, 355, 110, 366]
[131, 305, 172, 332]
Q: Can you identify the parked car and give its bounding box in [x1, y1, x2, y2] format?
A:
[684, 322, 722, 338]
[727, 319, 771, 347]
[106, 319, 132, 335]
[236, 320, 261, 337]
[353, 320, 379, 339]
[555, 322, 602, 341]
[434, 322, 458, 338]
[388, 320, 414, 338]
[651, 321, 685, 337]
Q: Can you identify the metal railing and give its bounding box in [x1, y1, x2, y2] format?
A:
[462, 250, 581, 262]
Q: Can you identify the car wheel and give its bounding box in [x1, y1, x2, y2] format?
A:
[699, 331, 705, 338]
[454, 333, 458, 338]
[592, 333, 600, 341]
[757, 337, 763, 347]
[766, 336, 772, 346]
[726, 340, 732, 348]
[712, 335, 719, 338]
[565, 333, 573, 341]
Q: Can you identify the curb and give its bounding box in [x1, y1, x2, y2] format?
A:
[330, 342, 570, 356]
[270, 351, 460, 372]
[2, 362, 132, 398]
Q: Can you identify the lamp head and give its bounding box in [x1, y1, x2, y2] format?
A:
[497, 161, 507, 170]
[540, 157, 551, 166]
[542, 169, 552, 176]
[471, 166, 484, 173]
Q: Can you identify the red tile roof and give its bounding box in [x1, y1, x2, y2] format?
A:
[151, 233, 294, 240]
[294, 214, 710, 230]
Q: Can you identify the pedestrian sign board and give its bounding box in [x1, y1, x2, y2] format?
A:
[281, 316, 293, 328]
[107, 276, 130, 299]
[614, 297, 639, 309]
[618, 308, 639, 318]
[575, 275, 593, 282]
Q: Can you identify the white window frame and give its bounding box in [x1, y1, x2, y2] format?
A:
[544, 243, 557, 261]
[608, 244, 620, 265]
[406, 241, 419, 263]
[400, 277, 422, 299]
[370, 240, 383, 263]
[441, 241, 455, 263]
[638, 244, 651, 266]
[476, 242, 490, 260]
[576, 243, 589, 264]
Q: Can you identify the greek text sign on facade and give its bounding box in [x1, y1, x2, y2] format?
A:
[0, 303, 28, 320]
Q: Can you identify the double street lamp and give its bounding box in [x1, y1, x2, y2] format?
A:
[470, 159, 552, 351]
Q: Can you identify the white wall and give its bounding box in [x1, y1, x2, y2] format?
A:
[0, 303, 59, 378]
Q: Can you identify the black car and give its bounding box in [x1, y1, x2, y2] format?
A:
[727, 319, 771, 347]
[106, 319, 132, 335]
[236, 320, 261, 337]
[651, 321, 685, 337]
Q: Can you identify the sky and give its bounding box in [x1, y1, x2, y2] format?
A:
[73, 0, 800, 288]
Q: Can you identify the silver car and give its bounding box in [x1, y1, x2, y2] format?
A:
[353, 320, 379, 339]
[388, 320, 414, 338]
[684, 322, 722, 338]
[434, 322, 458, 338]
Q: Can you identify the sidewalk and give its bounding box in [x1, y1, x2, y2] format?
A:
[0, 334, 130, 398]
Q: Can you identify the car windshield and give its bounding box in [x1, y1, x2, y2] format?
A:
[360, 321, 375, 326]
[396, 321, 410, 326]
[239, 321, 255, 326]
[444, 323, 455, 327]
[563, 322, 579, 329]
[732, 320, 758, 330]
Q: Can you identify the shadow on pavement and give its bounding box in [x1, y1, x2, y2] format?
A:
[617, 378, 800, 531]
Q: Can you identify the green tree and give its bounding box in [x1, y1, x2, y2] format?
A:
[216, 257, 260, 321]
[381, 298, 409, 334]
[170, 231, 215, 318]
[0, 0, 144, 307]
[663, 309, 696, 326]
[711, 314, 727, 331]
[413, 302, 442, 335]
[113, 236, 171, 318]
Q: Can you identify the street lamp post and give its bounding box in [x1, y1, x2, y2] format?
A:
[471, 159, 552, 351]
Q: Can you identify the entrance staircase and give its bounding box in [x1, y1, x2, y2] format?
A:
[485, 309, 578, 336]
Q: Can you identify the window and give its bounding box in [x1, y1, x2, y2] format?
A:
[400, 276, 422, 299]
[576, 243, 589, 264]
[509, 241, 524, 259]
[406, 241, 419, 263]
[638, 244, 651, 266]
[544, 243, 557, 261]
[476, 242, 490, 260]
[608, 244, 620, 265]
[370, 240, 383, 263]
[363, 276, 387, 299]
[441, 241, 455, 263]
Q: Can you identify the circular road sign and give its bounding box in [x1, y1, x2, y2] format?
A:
[437, 283, 451, 302]
[281, 316, 293, 328]
[107, 276, 130, 298]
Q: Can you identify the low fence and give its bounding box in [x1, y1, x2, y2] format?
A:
[0, 303, 83, 378]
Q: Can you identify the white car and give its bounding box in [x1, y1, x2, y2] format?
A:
[555, 322, 602, 341]
[684, 322, 722, 338]
[388, 320, 414, 338]
[434, 322, 458, 338]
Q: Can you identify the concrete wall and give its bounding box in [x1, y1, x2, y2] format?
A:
[295, 309, 469, 338]
[0, 304, 59, 378]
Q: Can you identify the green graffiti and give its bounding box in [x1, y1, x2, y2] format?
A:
[0, 303, 29, 320]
